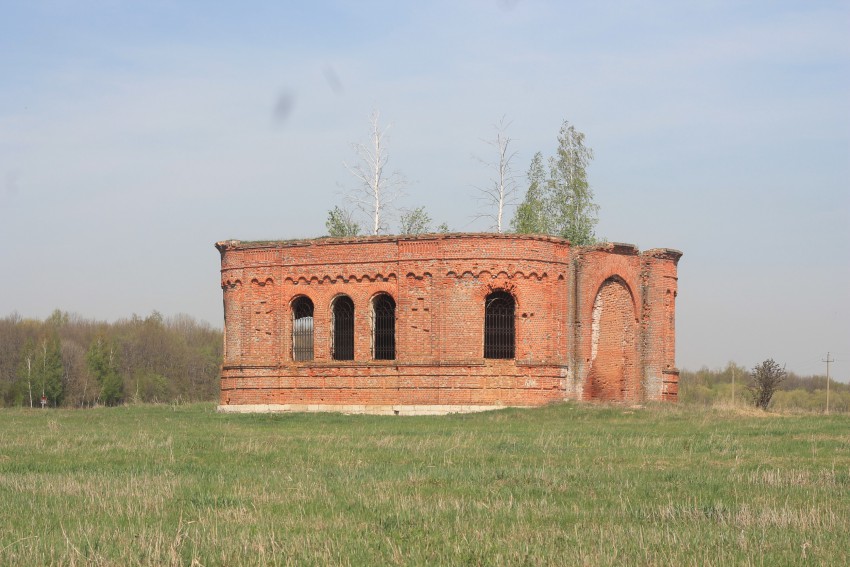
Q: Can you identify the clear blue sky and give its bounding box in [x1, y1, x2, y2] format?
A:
[1, 1, 847, 379]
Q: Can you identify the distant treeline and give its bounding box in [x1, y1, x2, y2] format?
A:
[680, 363, 849, 412]
[2, 312, 846, 412]
[0, 310, 222, 407]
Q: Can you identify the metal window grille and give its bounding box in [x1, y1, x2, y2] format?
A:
[484, 291, 515, 359]
[332, 296, 355, 360]
[373, 294, 395, 360]
[292, 297, 314, 361]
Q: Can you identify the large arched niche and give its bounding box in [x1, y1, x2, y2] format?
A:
[585, 276, 639, 401]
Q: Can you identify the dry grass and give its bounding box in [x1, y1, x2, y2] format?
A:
[0, 402, 847, 565]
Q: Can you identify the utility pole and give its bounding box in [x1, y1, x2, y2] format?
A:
[822, 352, 834, 415]
[731, 365, 736, 407]
[26, 355, 33, 409]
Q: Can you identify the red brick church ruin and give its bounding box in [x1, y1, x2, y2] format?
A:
[215, 234, 682, 414]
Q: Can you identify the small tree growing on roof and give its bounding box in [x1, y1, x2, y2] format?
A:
[474, 116, 519, 233]
[399, 206, 432, 235]
[325, 206, 361, 237]
[344, 111, 405, 235]
[512, 120, 599, 244]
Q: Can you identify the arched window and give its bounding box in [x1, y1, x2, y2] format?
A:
[292, 297, 314, 361]
[484, 290, 515, 359]
[332, 295, 355, 360]
[372, 294, 396, 360]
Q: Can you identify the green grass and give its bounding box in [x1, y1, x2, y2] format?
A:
[0, 403, 847, 566]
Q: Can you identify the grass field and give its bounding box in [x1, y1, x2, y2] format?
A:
[0, 402, 847, 566]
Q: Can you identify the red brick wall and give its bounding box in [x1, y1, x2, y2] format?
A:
[215, 235, 681, 410]
[571, 244, 683, 402]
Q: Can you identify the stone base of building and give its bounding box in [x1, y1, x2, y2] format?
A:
[217, 403, 524, 416]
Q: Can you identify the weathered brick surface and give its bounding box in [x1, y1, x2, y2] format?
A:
[216, 234, 681, 412]
[585, 276, 638, 400]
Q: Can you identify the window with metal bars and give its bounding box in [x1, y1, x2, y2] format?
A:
[484, 291, 515, 359]
[332, 295, 355, 360]
[372, 294, 395, 360]
[291, 296, 314, 361]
